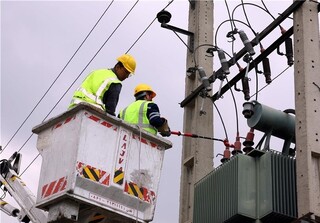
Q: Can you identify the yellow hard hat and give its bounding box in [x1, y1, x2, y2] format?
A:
[134, 83, 156, 99]
[117, 54, 136, 74]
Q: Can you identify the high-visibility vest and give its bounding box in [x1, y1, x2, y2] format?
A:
[69, 69, 121, 110]
[119, 100, 157, 135]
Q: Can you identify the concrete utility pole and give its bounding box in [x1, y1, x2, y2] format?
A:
[179, 1, 214, 223]
[293, 0, 320, 219]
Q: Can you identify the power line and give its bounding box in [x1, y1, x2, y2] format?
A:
[19, 154, 40, 177]
[17, 0, 141, 175]
[213, 102, 229, 141]
[126, 0, 174, 53]
[249, 65, 291, 99]
[1, 1, 115, 155]
[18, 0, 176, 176]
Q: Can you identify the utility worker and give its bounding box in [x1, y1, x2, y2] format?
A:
[69, 54, 136, 116]
[118, 84, 171, 137]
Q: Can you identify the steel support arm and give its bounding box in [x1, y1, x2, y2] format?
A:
[180, 0, 305, 107]
[210, 26, 293, 102]
[0, 165, 47, 223]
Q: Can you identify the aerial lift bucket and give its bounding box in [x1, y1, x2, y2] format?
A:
[32, 103, 172, 223]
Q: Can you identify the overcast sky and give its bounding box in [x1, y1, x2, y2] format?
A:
[1, 1, 298, 223]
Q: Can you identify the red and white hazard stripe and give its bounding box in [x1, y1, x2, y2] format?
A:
[98, 171, 110, 185]
[41, 176, 67, 198]
[52, 115, 76, 130]
[132, 134, 157, 148]
[76, 161, 85, 172]
[84, 112, 117, 131]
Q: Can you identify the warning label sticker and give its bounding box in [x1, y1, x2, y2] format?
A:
[89, 193, 137, 216]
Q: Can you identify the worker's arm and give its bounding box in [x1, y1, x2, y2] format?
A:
[147, 103, 164, 127]
[103, 83, 122, 116]
[147, 103, 171, 136]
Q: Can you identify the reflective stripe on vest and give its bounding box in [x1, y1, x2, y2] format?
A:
[120, 101, 157, 135]
[69, 98, 102, 110]
[69, 69, 121, 110]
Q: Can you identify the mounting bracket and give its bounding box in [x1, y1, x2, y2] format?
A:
[157, 10, 194, 53]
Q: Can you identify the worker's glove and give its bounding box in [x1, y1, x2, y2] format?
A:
[157, 118, 171, 137]
[160, 128, 171, 137]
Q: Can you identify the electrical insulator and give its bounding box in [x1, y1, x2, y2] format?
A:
[236, 62, 244, 72]
[221, 146, 231, 163]
[238, 30, 255, 56]
[242, 101, 254, 119]
[262, 58, 272, 84]
[289, 148, 296, 157]
[232, 135, 242, 155]
[242, 76, 250, 101]
[197, 67, 212, 92]
[243, 128, 255, 153]
[285, 38, 294, 66]
[280, 25, 286, 34]
[218, 49, 230, 75]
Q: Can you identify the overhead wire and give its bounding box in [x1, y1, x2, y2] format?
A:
[261, 0, 276, 20]
[2, 2, 296, 218]
[214, 19, 257, 51]
[126, 0, 174, 53]
[234, 1, 288, 100]
[225, 76, 239, 134]
[19, 154, 40, 177]
[214, 47, 241, 139]
[17, 0, 177, 177]
[193, 43, 215, 67]
[213, 1, 291, 147]
[254, 63, 259, 101]
[213, 103, 229, 141]
[229, 1, 278, 55]
[230, 2, 259, 39]
[195, 2, 293, 159]
[235, 1, 277, 101]
[249, 65, 291, 99]
[126, 17, 157, 53]
[223, 0, 236, 58]
[233, 1, 286, 34]
[240, 0, 253, 32]
[217, 1, 282, 102]
[11, 0, 291, 181]
[196, 1, 289, 136]
[232, 2, 277, 27]
[16, 0, 140, 175]
[1, 0, 115, 155]
[224, 0, 234, 34]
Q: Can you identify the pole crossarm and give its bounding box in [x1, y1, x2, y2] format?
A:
[211, 26, 293, 102]
[180, 0, 306, 107]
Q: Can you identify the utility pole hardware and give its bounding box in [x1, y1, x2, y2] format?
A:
[179, 1, 214, 223]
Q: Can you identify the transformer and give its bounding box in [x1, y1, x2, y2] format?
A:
[193, 151, 297, 223]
